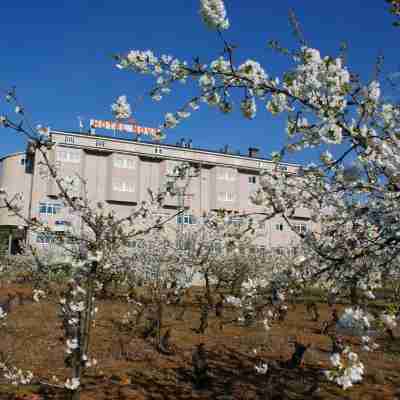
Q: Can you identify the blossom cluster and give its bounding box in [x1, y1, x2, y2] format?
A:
[325, 348, 364, 390]
[254, 362, 268, 374]
[65, 377, 80, 391]
[111, 95, 132, 120]
[33, 288, 46, 303]
[199, 0, 229, 30]
[336, 307, 372, 335]
[0, 364, 34, 386]
[0, 306, 6, 321]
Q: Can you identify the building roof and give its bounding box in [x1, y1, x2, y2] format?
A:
[50, 129, 299, 167]
[0, 152, 25, 162]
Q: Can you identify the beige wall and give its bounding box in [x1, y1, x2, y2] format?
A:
[0, 152, 32, 227]
[0, 131, 312, 250]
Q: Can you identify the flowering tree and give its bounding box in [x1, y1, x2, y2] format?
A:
[114, 0, 399, 272]
[112, 0, 400, 389]
[0, 90, 207, 398]
[1, 0, 400, 394]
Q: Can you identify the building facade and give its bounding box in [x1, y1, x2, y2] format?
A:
[0, 130, 311, 255]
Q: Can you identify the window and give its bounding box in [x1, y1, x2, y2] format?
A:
[177, 214, 196, 225]
[211, 241, 223, 254]
[248, 176, 257, 184]
[56, 149, 80, 163]
[25, 158, 34, 173]
[277, 165, 288, 171]
[128, 239, 145, 249]
[258, 246, 266, 257]
[96, 140, 105, 148]
[294, 223, 307, 234]
[39, 202, 62, 216]
[287, 247, 299, 257]
[36, 232, 55, 245]
[65, 136, 75, 144]
[257, 161, 268, 170]
[20, 158, 25, 165]
[55, 220, 71, 226]
[113, 157, 136, 169]
[112, 180, 135, 192]
[230, 217, 242, 226]
[217, 169, 236, 181]
[218, 192, 236, 202]
[275, 223, 284, 231]
[144, 265, 158, 280]
[154, 146, 163, 154]
[54, 220, 71, 232]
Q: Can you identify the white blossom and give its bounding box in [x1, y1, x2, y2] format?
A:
[66, 338, 79, 354]
[164, 113, 179, 129]
[366, 81, 381, 102]
[33, 289, 46, 303]
[381, 312, 397, 330]
[111, 95, 132, 120]
[254, 362, 268, 374]
[14, 105, 23, 114]
[240, 97, 257, 119]
[225, 295, 242, 307]
[199, 0, 229, 30]
[198, 74, 215, 90]
[65, 377, 80, 390]
[337, 307, 373, 335]
[325, 348, 364, 390]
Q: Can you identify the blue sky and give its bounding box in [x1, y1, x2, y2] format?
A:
[0, 1, 398, 163]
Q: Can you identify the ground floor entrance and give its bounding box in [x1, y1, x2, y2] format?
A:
[0, 226, 26, 256]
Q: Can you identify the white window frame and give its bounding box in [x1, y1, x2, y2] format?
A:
[113, 157, 136, 169]
[39, 202, 62, 216]
[112, 180, 135, 193]
[56, 149, 80, 164]
[217, 169, 236, 181]
[65, 136, 75, 144]
[218, 192, 236, 202]
[177, 214, 196, 225]
[36, 232, 55, 245]
[257, 161, 269, 170]
[294, 223, 307, 234]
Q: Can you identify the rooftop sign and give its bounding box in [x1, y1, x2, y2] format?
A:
[90, 119, 158, 136]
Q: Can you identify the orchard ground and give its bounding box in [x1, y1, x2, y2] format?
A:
[1, 283, 400, 400]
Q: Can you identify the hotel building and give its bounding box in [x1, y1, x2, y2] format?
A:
[0, 130, 311, 255]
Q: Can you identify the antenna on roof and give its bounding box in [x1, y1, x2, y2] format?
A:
[77, 116, 84, 133]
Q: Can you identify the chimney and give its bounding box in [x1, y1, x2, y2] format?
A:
[248, 147, 260, 158]
[224, 144, 229, 153]
[180, 138, 185, 147]
[187, 139, 192, 148]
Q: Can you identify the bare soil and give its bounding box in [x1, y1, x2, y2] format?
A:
[0, 284, 399, 400]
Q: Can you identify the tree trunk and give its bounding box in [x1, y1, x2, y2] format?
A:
[204, 272, 213, 307]
[156, 300, 163, 348]
[350, 282, 358, 305]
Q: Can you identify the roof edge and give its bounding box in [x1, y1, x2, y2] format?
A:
[50, 129, 300, 167]
[0, 151, 25, 162]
